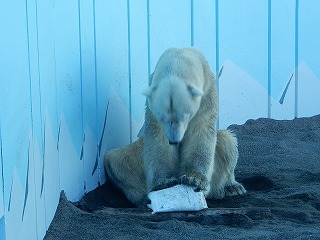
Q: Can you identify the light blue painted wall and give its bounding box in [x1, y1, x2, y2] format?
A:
[300, 0, 320, 79]
[0, 1, 319, 239]
[0, 0, 32, 215]
[220, 0, 268, 90]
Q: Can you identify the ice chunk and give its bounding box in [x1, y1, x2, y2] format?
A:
[147, 184, 208, 214]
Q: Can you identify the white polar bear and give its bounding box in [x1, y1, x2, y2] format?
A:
[104, 47, 246, 206]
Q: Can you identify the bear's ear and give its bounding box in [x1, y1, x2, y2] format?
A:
[142, 86, 154, 98]
[188, 84, 204, 97]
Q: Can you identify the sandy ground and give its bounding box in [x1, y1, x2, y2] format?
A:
[45, 115, 320, 240]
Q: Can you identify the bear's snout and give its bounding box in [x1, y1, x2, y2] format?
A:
[165, 124, 184, 144]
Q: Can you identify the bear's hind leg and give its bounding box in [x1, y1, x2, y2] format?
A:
[104, 138, 147, 206]
[206, 129, 246, 199]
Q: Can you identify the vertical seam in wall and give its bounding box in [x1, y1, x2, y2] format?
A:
[78, 0, 84, 144]
[25, 0, 39, 238]
[34, 0, 42, 236]
[52, 2, 58, 228]
[190, 0, 194, 46]
[215, 0, 220, 129]
[268, 0, 271, 118]
[295, 0, 299, 118]
[53, 42, 58, 140]
[92, 0, 100, 183]
[93, 0, 98, 136]
[147, 0, 151, 79]
[26, 0, 34, 134]
[35, 0, 43, 135]
[127, 0, 132, 143]
[41, 119, 45, 203]
[77, 0, 85, 194]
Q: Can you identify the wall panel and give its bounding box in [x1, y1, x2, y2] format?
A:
[149, 0, 191, 71]
[79, 0, 99, 192]
[0, 0, 33, 220]
[193, 0, 216, 73]
[53, 0, 84, 202]
[270, 0, 295, 119]
[218, 0, 268, 128]
[297, 0, 320, 117]
[94, 0, 130, 183]
[129, 0, 149, 140]
[36, 1, 59, 234]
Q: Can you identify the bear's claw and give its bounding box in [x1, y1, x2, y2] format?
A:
[225, 182, 247, 197]
[180, 172, 209, 191]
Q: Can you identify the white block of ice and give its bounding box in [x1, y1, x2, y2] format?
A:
[147, 184, 208, 214]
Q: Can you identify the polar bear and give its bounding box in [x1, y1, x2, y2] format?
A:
[104, 47, 246, 206]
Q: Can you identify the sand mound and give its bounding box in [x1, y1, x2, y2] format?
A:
[45, 115, 320, 240]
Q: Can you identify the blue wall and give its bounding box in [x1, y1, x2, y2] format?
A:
[0, 0, 320, 239]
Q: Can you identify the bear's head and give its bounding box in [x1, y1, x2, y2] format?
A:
[143, 76, 203, 145]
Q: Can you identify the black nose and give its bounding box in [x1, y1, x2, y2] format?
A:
[169, 141, 179, 145]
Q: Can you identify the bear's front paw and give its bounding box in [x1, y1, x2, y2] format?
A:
[180, 172, 209, 192]
[225, 182, 247, 197]
[150, 177, 179, 192]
